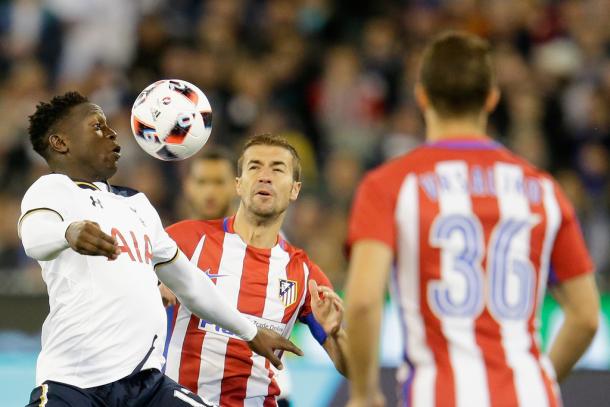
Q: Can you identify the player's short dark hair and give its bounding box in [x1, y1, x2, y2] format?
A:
[419, 31, 494, 117]
[187, 146, 236, 175]
[237, 134, 301, 181]
[28, 91, 89, 159]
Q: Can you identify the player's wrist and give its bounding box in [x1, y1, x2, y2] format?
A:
[320, 318, 342, 337]
[57, 220, 72, 248]
[64, 220, 85, 247]
[64, 221, 77, 242]
[329, 326, 344, 339]
[241, 320, 258, 342]
[351, 384, 382, 399]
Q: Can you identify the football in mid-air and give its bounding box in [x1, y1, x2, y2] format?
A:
[130, 79, 212, 161]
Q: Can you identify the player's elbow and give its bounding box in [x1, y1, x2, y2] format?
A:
[555, 274, 600, 340]
[346, 296, 382, 319]
[23, 244, 56, 261]
[576, 311, 599, 338]
[565, 304, 599, 339]
[586, 315, 600, 338]
[23, 245, 40, 260]
[335, 362, 348, 378]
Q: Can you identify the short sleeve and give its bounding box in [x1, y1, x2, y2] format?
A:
[141, 197, 178, 266]
[298, 261, 333, 320]
[346, 172, 397, 254]
[548, 182, 594, 284]
[19, 175, 76, 233]
[153, 228, 179, 266]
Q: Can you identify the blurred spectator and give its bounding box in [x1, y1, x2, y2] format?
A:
[379, 103, 423, 162]
[45, 0, 158, 82]
[313, 45, 386, 159]
[0, 193, 27, 271]
[321, 150, 363, 211]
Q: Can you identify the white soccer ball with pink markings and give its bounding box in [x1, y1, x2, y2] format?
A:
[130, 79, 212, 161]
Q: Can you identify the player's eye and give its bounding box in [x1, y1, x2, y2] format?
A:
[93, 123, 102, 131]
[273, 168, 284, 173]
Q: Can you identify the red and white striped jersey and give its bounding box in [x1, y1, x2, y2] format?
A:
[165, 216, 331, 406]
[347, 137, 594, 407]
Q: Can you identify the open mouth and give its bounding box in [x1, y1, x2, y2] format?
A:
[256, 190, 272, 197]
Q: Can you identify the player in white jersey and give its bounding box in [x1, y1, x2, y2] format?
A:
[344, 32, 600, 407]
[20, 92, 302, 407]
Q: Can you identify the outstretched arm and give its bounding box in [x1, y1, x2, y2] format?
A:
[155, 251, 257, 340]
[155, 251, 302, 369]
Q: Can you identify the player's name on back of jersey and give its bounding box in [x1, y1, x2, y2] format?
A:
[419, 165, 542, 204]
[199, 314, 286, 340]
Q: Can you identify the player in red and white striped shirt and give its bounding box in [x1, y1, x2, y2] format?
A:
[345, 32, 600, 407]
[165, 134, 348, 406]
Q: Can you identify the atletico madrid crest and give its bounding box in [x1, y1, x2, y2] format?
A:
[279, 279, 297, 307]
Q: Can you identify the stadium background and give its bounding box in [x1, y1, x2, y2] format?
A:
[0, 0, 609, 405]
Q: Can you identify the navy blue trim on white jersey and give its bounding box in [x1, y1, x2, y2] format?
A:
[73, 180, 140, 197]
[74, 181, 100, 191]
[130, 335, 158, 376]
[110, 185, 140, 197]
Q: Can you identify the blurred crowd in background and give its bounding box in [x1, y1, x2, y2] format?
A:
[0, 0, 609, 294]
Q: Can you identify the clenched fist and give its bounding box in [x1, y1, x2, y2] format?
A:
[66, 220, 120, 260]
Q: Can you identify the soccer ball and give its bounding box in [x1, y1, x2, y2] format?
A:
[130, 79, 212, 161]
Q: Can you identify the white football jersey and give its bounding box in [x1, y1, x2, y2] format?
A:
[19, 174, 177, 388]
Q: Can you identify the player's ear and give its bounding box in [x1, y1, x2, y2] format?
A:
[235, 176, 242, 196]
[290, 181, 301, 201]
[414, 82, 429, 112]
[484, 86, 500, 114]
[48, 133, 69, 154]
